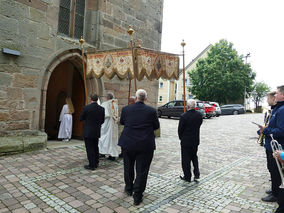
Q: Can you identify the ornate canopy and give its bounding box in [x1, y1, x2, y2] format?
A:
[86, 48, 179, 80]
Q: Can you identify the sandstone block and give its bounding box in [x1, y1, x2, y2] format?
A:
[0, 14, 19, 34]
[15, 55, 45, 70]
[0, 136, 23, 154]
[0, 0, 28, 19]
[0, 90, 6, 99]
[7, 88, 23, 99]
[0, 112, 9, 121]
[30, 7, 46, 23]
[0, 64, 21, 74]
[114, 38, 127, 48]
[23, 88, 40, 109]
[16, 0, 47, 12]
[86, 1, 98, 11]
[23, 135, 47, 151]
[13, 74, 38, 88]
[47, 5, 59, 27]
[9, 110, 30, 121]
[6, 121, 30, 130]
[0, 73, 12, 87]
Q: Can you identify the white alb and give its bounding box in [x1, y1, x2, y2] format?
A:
[99, 99, 119, 157]
[58, 104, 72, 140]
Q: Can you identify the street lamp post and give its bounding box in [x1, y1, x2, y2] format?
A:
[244, 53, 251, 110]
[181, 40, 186, 113]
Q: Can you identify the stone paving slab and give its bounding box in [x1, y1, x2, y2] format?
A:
[0, 113, 278, 212]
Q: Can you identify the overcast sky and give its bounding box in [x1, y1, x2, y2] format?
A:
[161, 0, 284, 91]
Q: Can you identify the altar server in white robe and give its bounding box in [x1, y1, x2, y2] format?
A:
[99, 92, 119, 160]
[58, 97, 74, 142]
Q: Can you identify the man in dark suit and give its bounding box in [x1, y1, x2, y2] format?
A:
[118, 89, 160, 206]
[178, 99, 203, 182]
[80, 94, 105, 171]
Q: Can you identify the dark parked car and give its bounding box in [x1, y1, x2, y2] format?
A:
[220, 104, 245, 115]
[157, 100, 205, 118]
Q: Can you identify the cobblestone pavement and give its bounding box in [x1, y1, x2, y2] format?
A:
[0, 113, 278, 213]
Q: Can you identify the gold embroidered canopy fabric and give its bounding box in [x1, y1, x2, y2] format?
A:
[86, 48, 179, 80]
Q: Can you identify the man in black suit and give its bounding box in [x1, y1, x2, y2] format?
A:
[118, 89, 160, 206]
[178, 99, 203, 182]
[80, 94, 105, 171]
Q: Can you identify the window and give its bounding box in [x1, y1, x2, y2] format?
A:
[159, 82, 163, 88]
[159, 96, 162, 102]
[58, 0, 85, 39]
[168, 102, 175, 107]
[175, 101, 183, 107]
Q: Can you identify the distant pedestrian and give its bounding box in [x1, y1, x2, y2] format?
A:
[178, 99, 203, 182]
[80, 94, 105, 171]
[58, 97, 74, 142]
[118, 89, 160, 206]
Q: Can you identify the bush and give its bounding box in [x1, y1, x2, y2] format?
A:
[246, 109, 253, 113]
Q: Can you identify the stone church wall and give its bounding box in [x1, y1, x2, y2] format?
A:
[0, 0, 163, 154]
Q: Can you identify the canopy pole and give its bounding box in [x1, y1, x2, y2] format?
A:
[128, 73, 131, 105]
[181, 40, 186, 112]
[128, 26, 137, 92]
[80, 36, 88, 106]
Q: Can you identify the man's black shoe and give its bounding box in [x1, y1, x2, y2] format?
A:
[84, 165, 95, 171]
[108, 156, 115, 161]
[261, 194, 277, 202]
[180, 176, 191, 182]
[265, 189, 272, 194]
[194, 176, 200, 182]
[124, 190, 133, 196]
[133, 196, 143, 206]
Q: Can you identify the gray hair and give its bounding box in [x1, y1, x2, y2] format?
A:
[136, 89, 147, 102]
[187, 99, 196, 110]
[106, 92, 114, 100]
[277, 85, 284, 95]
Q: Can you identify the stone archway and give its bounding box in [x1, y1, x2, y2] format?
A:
[40, 49, 104, 140]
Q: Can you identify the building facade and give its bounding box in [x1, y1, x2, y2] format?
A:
[158, 45, 212, 106]
[0, 0, 164, 154]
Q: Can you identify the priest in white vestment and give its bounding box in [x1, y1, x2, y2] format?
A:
[58, 97, 74, 141]
[99, 92, 119, 159]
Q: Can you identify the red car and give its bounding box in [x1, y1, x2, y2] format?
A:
[203, 103, 216, 118]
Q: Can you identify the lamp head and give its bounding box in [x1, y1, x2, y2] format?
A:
[181, 39, 186, 47]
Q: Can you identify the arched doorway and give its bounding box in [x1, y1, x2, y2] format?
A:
[45, 60, 85, 140]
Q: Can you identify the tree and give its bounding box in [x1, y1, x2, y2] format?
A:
[188, 39, 255, 104]
[251, 82, 270, 112]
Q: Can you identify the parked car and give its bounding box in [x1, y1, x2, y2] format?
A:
[210, 102, 221, 117]
[203, 103, 216, 118]
[220, 104, 245, 115]
[195, 102, 206, 118]
[157, 100, 206, 118]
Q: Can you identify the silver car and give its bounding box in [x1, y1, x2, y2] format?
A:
[220, 104, 245, 115]
[210, 102, 221, 117]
